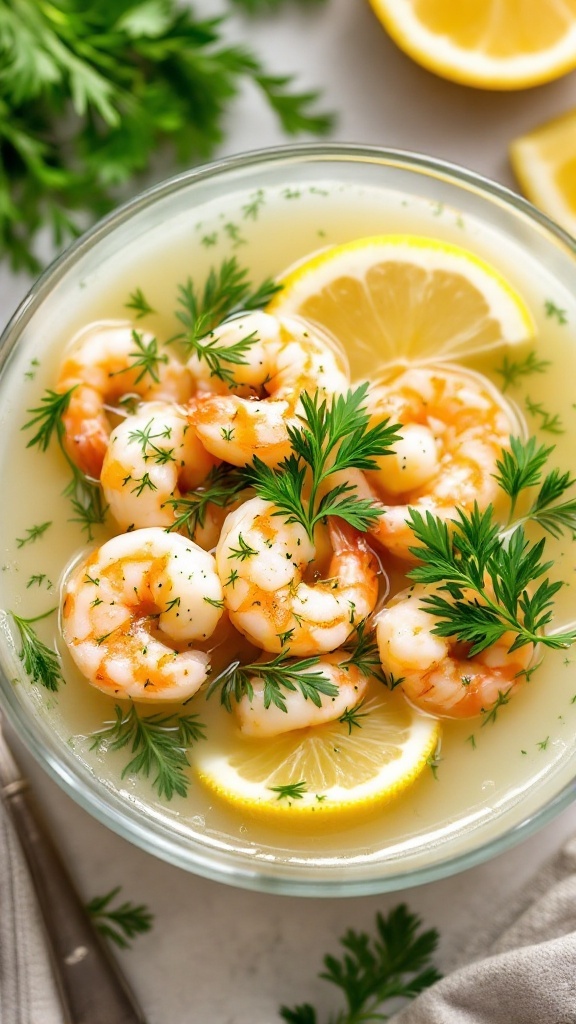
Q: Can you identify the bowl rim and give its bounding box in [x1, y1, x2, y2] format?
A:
[2, 140, 576, 897]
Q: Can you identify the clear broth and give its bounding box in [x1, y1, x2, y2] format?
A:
[1, 180, 576, 878]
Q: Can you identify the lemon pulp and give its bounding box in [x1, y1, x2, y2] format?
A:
[511, 108, 576, 239]
[268, 235, 534, 365]
[193, 685, 440, 823]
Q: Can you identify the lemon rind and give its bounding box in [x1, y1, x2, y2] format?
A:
[196, 715, 440, 818]
[269, 234, 534, 345]
[367, 0, 576, 90]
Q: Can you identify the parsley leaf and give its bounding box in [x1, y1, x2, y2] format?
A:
[87, 886, 153, 950]
[244, 384, 402, 541]
[279, 904, 441, 1024]
[407, 504, 576, 655]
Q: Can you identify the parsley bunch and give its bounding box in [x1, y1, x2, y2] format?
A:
[0, 0, 332, 272]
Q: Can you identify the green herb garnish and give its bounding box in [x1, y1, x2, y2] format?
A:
[164, 463, 246, 538]
[244, 384, 401, 541]
[407, 503, 576, 655]
[89, 704, 206, 801]
[207, 621, 383, 713]
[10, 607, 62, 691]
[0, 0, 332, 272]
[207, 653, 339, 713]
[494, 435, 576, 536]
[22, 386, 107, 540]
[494, 350, 550, 391]
[125, 288, 156, 320]
[87, 887, 153, 950]
[15, 521, 52, 548]
[172, 255, 282, 363]
[270, 780, 307, 801]
[279, 904, 441, 1024]
[111, 330, 168, 386]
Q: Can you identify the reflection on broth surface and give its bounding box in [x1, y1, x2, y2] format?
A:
[1, 178, 576, 882]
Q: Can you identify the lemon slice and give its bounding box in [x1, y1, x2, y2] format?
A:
[367, 0, 576, 90]
[268, 235, 534, 365]
[193, 686, 440, 822]
[510, 108, 576, 238]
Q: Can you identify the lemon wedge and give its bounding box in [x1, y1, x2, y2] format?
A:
[193, 686, 440, 823]
[510, 108, 576, 238]
[268, 235, 534, 365]
[367, 0, 576, 90]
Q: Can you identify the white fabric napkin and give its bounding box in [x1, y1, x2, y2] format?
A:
[0, 803, 62, 1023]
[394, 835, 576, 1024]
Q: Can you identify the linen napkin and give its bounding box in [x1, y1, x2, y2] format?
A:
[394, 835, 576, 1024]
[0, 801, 62, 1024]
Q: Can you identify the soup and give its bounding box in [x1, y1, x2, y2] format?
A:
[1, 171, 575, 884]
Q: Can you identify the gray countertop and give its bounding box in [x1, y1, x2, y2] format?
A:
[2, 2, 576, 1021]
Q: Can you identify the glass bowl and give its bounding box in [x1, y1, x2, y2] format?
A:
[1, 144, 575, 897]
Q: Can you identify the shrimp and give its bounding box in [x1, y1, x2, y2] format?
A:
[189, 311, 350, 467]
[358, 364, 519, 561]
[376, 584, 534, 719]
[215, 496, 380, 656]
[100, 401, 219, 534]
[61, 528, 224, 701]
[57, 320, 192, 478]
[234, 653, 368, 737]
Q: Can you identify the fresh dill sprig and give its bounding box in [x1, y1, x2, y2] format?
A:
[279, 904, 441, 1024]
[207, 653, 339, 713]
[86, 887, 153, 950]
[112, 330, 168, 385]
[26, 574, 53, 590]
[164, 463, 246, 537]
[244, 384, 401, 541]
[207, 622, 385, 713]
[187, 328, 260, 388]
[406, 504, 576, 655]
[524, 397, 564, 435]
[172, 256, 282, 363]
[270, 780, 307, 801]
[340, 620, 389, 685]
[22, 387, 76, 451]
[15, 521, 52, 548]
[338, 700, 368, 734]
[23, 386, 108, 540]
[544, 299, 568, 325]
[480, 689, 513, 727]
[494, 435, 576, 537]
[125, 288, 156, 320]
[89, 704, 206, 801]
[494, 350, 550, 391]
[10, 608, 62, 692]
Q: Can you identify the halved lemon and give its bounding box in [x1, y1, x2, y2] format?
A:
[367, 0, 576, 90]
[510, 108, 576, 238]
[193, 686, 440, 823]
[268, 235, 534, 365]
